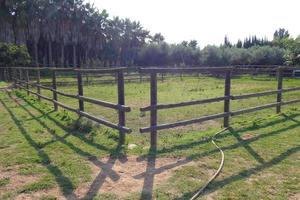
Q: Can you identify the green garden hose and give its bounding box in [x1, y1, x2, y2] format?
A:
[190, 128, 229, 200]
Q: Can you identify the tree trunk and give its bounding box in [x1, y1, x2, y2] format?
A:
[48, 40, 53, 67]
[73, 44, 76, 68]
[34, 40, 38, 67]
[61, 42, 64, 68]
[85, 50, 88, 68]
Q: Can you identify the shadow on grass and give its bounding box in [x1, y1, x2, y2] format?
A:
[134, 112, 300, 199]
[176, 145, 300, 200]
[138, 148, 157, 200]
[156, 112, 300, 157]
[175, 115, 300, 199]
[10, 90, 300, 199]
[2, 91, 126, 200]
[16, 91, 112, 152]
[0, 98, 75, 197]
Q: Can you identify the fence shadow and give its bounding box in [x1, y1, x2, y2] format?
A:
[174, 115, 300, 199]
[133, 112, 300, 199]
[2, 91, 126, 200]
[155, 112, 300, 157]
[0, 98, 76, 197]
[16, 91, 112, 152]
[4, 90, 300, 199]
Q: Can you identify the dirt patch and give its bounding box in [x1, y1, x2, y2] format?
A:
[0, 166, 39, 195]
[14, 188, 61, 200]
[173, 120, 221, 132]
[289, 193, 300, 200]
[0, 85, 14, 91]
[72, 156, 195, 199]
[203, 190, 218, 200]
[241, 132, 256, 140]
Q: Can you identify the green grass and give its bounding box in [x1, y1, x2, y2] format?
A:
[0, 75, 299, 199]
[0, 81, 9, 88]
[0, 178, 10, 187]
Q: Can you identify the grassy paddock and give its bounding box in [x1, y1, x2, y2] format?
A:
[0, 75, 299, 199]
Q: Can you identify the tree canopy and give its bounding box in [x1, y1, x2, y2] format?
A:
[0, 1, 299, 67]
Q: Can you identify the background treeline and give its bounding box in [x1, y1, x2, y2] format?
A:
[0, 0, 300, 68]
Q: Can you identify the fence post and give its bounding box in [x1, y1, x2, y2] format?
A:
[223, 69, 231, 127]
[77, 70, 84, 111]
[7, 68, 12, 81]
[150, 72, 158, 151]
[25, 69, 30, 95]
[52, 70, 58, 111]
[117, 70, 126, 145]
[13, 68, 17, 88]
[276, 67, 283, 113]
[2, 68, 6, 81]
[37, 68, 41, 101]
[19, 68, 22, 88]
[5, 68, 9, 82]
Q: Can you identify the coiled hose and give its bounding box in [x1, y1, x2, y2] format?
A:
[190, 128, 229, 200]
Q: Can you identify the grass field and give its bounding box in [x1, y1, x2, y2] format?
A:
[0, 75, 299, 199]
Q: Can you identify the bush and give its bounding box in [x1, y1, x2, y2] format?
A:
[0, 43, 31, 67]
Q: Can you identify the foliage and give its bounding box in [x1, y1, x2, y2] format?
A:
[0, 43, 31, 66]
[0, 1, 150, 67]
[0, 1, 299, 68]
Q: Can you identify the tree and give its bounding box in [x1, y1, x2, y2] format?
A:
[274, 28, 290, 40]
[188, 40, 198, 50]
[236, 40, 243, 48]
[151, 33, 164, 44]
[223, 35, 232, 48]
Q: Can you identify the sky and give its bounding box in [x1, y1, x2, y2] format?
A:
[88, 0, 300, 47]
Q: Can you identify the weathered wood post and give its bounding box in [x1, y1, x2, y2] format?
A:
[25, 69, 30, 95]
[0, 67, 3, 81]
[1, 67, 5, 81]
[36, 68, 41, 100]
[19, 68, 22, 87]
[276, 67, 283, 113]
[150, 72, 158, 151]
[77, 70, 84, 111]
[223, 69, 232, 127]
[8, 68, 12, 81]
[139, 74, 142, 83]
[52, 70, 58, 111]
[13, 68, 17, 88]
[5, 67, 9, 82]
[117, 70, 126, 145]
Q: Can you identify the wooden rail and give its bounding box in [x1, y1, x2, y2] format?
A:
[139, 66, 300, 149]
[3, 66, 300, 150]
[9, 67, 132, 145]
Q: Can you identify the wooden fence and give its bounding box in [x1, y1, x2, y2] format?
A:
[1, 66, 300, 150]
[139, 67, 300, 150]
[5, 67, 132, 145]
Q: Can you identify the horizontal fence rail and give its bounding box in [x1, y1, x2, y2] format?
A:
[7, 67, 132, 146]
[1, 65, 300, 150]
[139, 66, 300, 150]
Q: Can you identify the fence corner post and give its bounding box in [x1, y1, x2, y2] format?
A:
[150, 72, 158, 151]
[117, 70, 126, 145]
[276, 67, 283, 114]
[223, 69, 232, 128]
